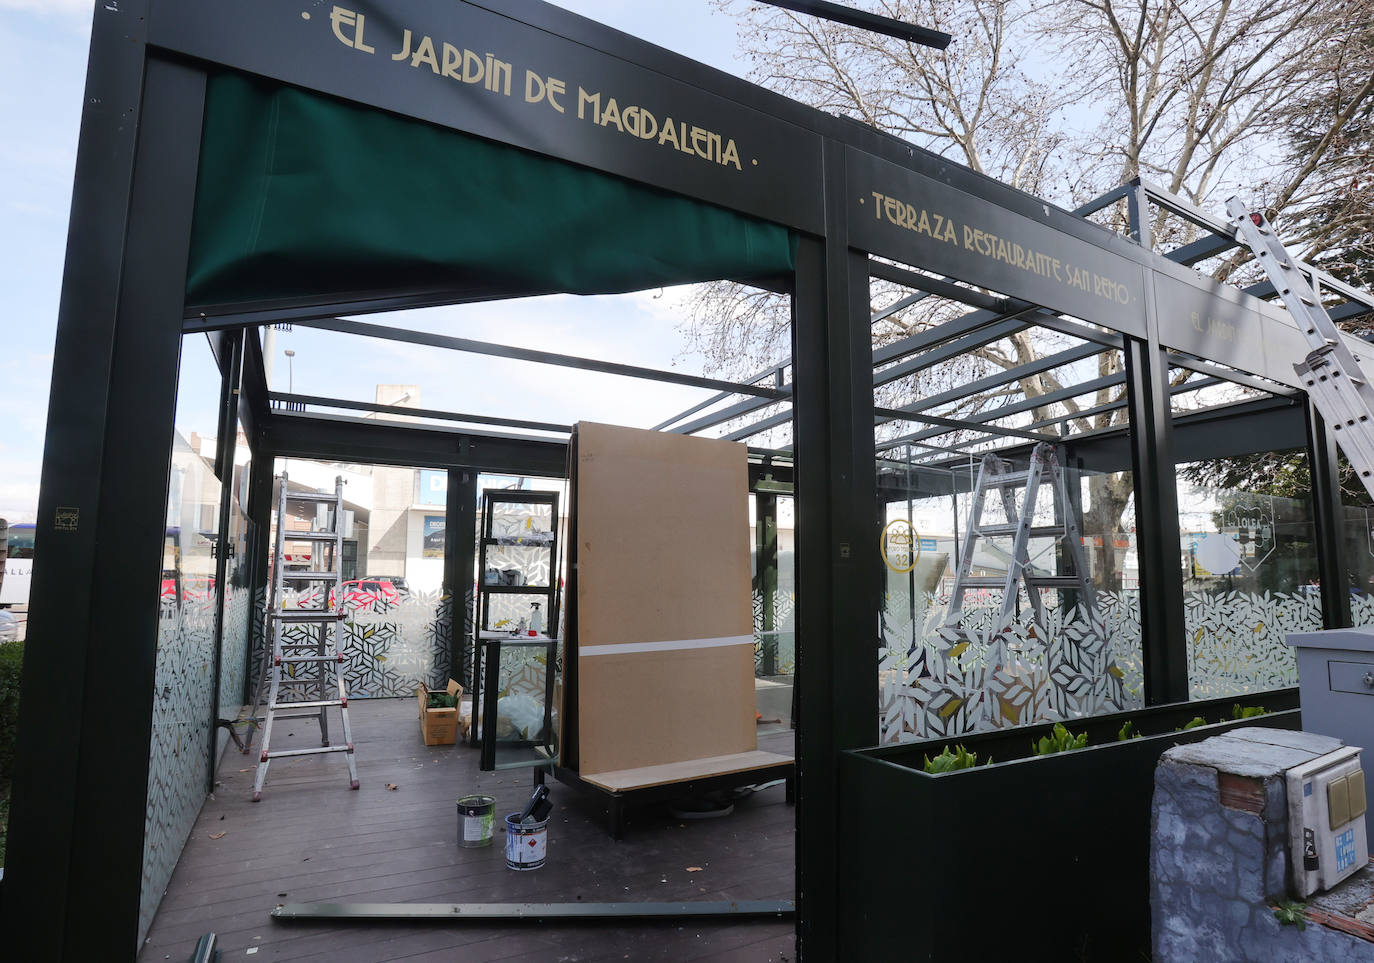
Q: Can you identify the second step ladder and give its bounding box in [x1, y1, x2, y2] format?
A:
[252, 472, 359, 801]
[945, 442, 1098, 631]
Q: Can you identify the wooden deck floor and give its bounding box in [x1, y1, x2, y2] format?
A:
[141, 698, 796, 962]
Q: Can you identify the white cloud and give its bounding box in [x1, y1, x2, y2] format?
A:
[0, 0, 90, 16]
[0, 459, 41, 523]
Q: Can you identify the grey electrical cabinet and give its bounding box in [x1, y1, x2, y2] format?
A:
[1287, 626, 1374, 842]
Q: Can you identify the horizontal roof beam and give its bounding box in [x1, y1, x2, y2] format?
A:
[759, 0, 952, 48]
[268, 392, 571, 434]
[877, 341, 1109, 422]
[891, 373, 1224, 459]
[294, 316, 791, 400]
[868, 260, 1012, 314]
[872, 405, 1053, 443]
[654, 361, 789, 431]
[1161, 355, 1292, 398]
[877, 373, 1126, 452]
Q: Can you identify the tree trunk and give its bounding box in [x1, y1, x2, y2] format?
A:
[1081, 471, 1135, 592]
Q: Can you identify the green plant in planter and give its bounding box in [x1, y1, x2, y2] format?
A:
[1231, 704, 1270, 720]
[1032, 723, 1087, 756]
[1117, 720, 1142, 741]
[1180, 716, 1209, 731]
[923, 744, 981, 773]
[1273, 900, 1308, 930]
[427, 692, 458, 709]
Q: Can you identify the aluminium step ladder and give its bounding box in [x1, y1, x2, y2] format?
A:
[945, 441, 1098, 630]
[250, 473, 359, 801]
[1227, 198, 1374, 502]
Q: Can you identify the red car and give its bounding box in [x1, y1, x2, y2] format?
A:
[286, 576, 410, 612]
[160, 574, 216, 603]
[335, 578, 404, 611]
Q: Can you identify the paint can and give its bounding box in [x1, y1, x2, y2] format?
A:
[456, 794, 495, 848]
[504, 812, 548, 870]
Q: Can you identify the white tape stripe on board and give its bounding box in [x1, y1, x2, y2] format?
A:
[578, 635, 754, 657]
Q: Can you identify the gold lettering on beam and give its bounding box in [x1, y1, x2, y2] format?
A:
[330, 6, 374, 54]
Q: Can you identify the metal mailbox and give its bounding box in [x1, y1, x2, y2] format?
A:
[1287, 625, 1374, 843]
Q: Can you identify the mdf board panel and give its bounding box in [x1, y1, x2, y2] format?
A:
[578, 644, 757, 775]
[574, 421, 754, 775]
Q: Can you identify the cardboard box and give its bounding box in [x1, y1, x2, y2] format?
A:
[416, 679, 463, 746]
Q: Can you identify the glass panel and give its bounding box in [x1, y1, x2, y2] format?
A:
[489, 499, 555, 541]
[1177, 453, 1319, 699]
[1346, 502, 1374, 624]
[752, 492, 794, 731]
[483, 591, 552, 633]
[482, 545, 553, 588]
[487, 637, 558, 770]
[879, 447, 1141, 744]
[141, 337, 223, 943]
[217, 426, 254, 755]
[258, 458, 455, 697]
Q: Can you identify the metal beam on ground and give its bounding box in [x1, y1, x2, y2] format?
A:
[272, 900, 796, 921]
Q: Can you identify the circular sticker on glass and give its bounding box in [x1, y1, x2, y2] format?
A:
[881, 519, 920, 573]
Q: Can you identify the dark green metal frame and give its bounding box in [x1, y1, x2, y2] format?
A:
[3, 1, 1368, 960]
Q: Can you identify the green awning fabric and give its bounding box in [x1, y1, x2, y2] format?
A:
[185, 73, 795, 308]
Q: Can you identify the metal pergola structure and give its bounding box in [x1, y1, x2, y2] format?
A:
[4, 2, 1373, 960]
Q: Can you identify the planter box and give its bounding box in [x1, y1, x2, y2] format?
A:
[838, 688, 1300, 961]
[416, 679, 463, 746]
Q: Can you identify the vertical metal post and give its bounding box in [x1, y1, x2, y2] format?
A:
[1124, 184, 1188, 700]
[793, 139, 880, 962]
[1127, 178, 1152, 249]
[1124, 336, 1189, 704]
[209, 331, 244, 789]
[445, 468, 478, 686]
[0, 7, 152, 951]
[245, 435, 275, 705]
[1306, 401, 1352, 628]
[4, 53, 207, 957]
[755, 491, 779, 676]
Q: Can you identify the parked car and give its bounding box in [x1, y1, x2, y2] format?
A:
[0, 608, 18, 643]
[288, 576, 411, 612]
[159, 573, 216, 603]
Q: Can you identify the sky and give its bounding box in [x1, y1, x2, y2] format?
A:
[0, 1, 757, 524]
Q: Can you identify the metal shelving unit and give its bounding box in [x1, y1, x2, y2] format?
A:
[470, 489, 561, 748]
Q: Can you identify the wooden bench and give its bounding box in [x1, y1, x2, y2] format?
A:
[549, 750, 795, 838]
